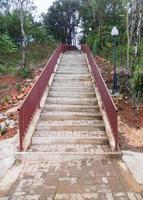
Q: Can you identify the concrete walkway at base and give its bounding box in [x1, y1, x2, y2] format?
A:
[1, 158, 143, 199]
[0, 51, 143, 199]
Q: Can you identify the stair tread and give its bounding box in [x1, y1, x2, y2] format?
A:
[43, 104, 99, 108]
[46, 98, 97, 102]
[34, 130, 106, 137]
[32, 136, 109, 145]
[37, 120, 104, 125]
[33, 136, 107, 139]
[28, 144, 111, 153]
[41, 112, 101, 116]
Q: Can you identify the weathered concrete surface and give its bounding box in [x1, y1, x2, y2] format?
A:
[123, 151, 143, 185]
[0, 164, 22, 195]
[0, 134, 18, 178]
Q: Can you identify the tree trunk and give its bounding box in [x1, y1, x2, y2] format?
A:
[126, 2, 130, 69]
[20, 0, 26, 68]
[136, 2, 142, 55]
[129, 0, 142, 59]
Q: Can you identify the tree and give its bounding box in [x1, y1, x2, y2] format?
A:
[30, 22, 48, 43]
[129, 0, 143, 58]
[43, 0, 80, 44]
[80, 0, 125, 53]
[7, 0, 35, 67]
[0, 34, 18, 55]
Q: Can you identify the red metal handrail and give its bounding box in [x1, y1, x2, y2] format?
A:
[18, 44, 74, 151]
[81, 44, 118, 150]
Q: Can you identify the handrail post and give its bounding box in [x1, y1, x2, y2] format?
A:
[18, 108, 23, 151]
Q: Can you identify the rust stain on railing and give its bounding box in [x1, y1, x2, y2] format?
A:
[18, 44, 76, 151]
[81, 44, 118, 150]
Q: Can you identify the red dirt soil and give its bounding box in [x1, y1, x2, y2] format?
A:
[118, 100, 143, 129]
[0, 71, 41, 140]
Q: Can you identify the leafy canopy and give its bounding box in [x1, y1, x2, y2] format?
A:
[43, 0, 80, 44]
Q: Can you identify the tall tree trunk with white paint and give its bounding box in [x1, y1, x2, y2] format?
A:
[19, 0, 26, 68]
[129, 0, 142, 58]
[126, 2, 130, 69]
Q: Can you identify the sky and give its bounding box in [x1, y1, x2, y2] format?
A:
[34, 0, 55, 14]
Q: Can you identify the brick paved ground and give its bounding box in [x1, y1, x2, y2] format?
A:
[1, 158, 143, 200]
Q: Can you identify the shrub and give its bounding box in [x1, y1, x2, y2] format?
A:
[0, 64, 17, 75]
[130, 66, 143, 102]
[17, 67, 30, 78]
[0, 34, 18, 55]
[2, 95, 10, 103]
[118, 68, 131, 94]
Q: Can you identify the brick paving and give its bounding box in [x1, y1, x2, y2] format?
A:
[3, 158, 143, 199]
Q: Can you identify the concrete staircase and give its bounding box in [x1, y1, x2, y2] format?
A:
[25, 51, 120, 160]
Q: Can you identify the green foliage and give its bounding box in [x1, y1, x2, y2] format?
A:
[26, 41, 56, 64]
[130, 66, 143, 102]
[2, 95, 10, 103]
[0, 11, 22, 44]
[0, 64, 17, 75]
[80, 0, 126, 55]
[16, 83, 21, 91]
[17, 67, 30, 78]
[43, 0, 80, 44]
[0, 34, 18, 55]
[93, 36, 101, 55]
[0, 127, 7, 136]
[30, 23, 48, 43]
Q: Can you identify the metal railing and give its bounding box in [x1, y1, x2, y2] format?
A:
[18, 44, 74, 151]
[81, 44, 118, 150]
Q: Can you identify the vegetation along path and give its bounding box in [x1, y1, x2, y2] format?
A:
[1, 51, 143, 199]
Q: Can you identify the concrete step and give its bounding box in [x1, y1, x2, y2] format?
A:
[43, 104, 100, 112]
[54, 73, 90, 76]
[36, 121, 105, 131]
[46, 97, 98, 105]
[59, 62, 87, 65]
[54, 77, 91, 81]
[56, 70, 89, 75]
[58, 63, 87, 66]
[28, 144, 111, 153]
[53, 78, 91, 82]
[58, 67, 88, 70]
[54, 74, 91, 79]
[57, 67, 88, 71]
[32, 136, 108, 145]
[40, 112, 102, 121]
[56, 71, 89, 74]
[38, 119, 103, 124]
[52, 82, 93, 87]
[34, 130, 106, 138]
[50, 86, 94, 92]
[48, 91, 96, 98]
[15, 151, 122, 161]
